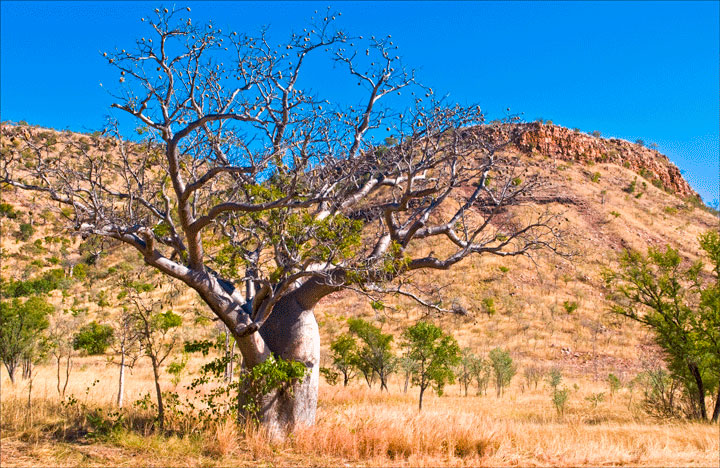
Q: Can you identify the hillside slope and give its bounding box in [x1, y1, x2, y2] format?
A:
[1, 121, 717, 379]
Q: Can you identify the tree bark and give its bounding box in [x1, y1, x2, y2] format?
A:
[711, 384, 720, 423]
[250, 293, 320, 440]
[5, 362, 16, 384]
[62, 356, 71, 398]
[151, 356, 165, 431]
[117, 349, 126, 408]
[688, 362, 707, 420]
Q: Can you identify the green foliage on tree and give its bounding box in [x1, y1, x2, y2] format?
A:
[73, 321, 114, 355]
[470, 355, 491, 396]
[401, 321, 460, 410]
[237, 355, 308, 425]
[604, 232, 720, 421]
[488, 347, 516, 397]
[0, 296, 52, 382]
[329, 333, 359, 386]
[348, 318, 395, 391]
[1, 268, 69, 297]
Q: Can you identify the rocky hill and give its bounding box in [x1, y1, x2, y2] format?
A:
[474, 122, 698, 200]
[1, 122, 717, 382]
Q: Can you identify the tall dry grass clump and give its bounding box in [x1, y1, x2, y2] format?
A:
[202, 417, 239, 458]
[290, 405, 499, 463]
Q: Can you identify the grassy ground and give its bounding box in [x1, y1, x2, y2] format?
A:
[1, 357, 717, 467]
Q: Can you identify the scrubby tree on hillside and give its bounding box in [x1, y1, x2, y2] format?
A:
[605, 232, 720, 422]
[110, 306, 142, 408]
[73, 321, 114, 355]
[348, 318, 396, 391]
[0, 296, 52, 383]
[126, 280, 183, 431]
[489, 347, 516, 397]
[48, 309, 83, 398]
[329, 333, 360, 387]
[402, 321, 460, 410]
[0, 7, 562, 435]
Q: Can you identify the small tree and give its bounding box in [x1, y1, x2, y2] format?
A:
[457, 348, 477, 396]
[471, 356, 491, 396]
[398, 355, 418, 393]
[73, 321, 114, 355]
[604, 233, 720, 421]
[128, 281, 182, 431]
[110, 306, 142, 408]
[489, 347, 516, 397]
[329, 333, 359, 387]
[607, 373, 622, 398]
[546, 367, 569, 416]
[48, 309, 83, 398]
[0, 296, 52, 382]
[348, 318, 395, 391]
[402, 321, 460, 410]
[523, 365, 544, 391]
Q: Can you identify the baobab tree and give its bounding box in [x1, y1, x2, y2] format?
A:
[0, 7, 562, 437]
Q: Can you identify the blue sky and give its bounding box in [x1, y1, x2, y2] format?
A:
[1, 1, 718, 204]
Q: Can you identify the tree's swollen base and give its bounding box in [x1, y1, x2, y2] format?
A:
[254, 364, 319, 440]
[243, 301, 321, 440]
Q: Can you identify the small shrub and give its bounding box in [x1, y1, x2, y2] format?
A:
[624, 177, 637, 194]
[552, 387, 570, 416]
[607, 373, 622, 396]
[585, 392, 605, 408]
[591, 130, 602, 138]
[481, 297, 496, 316]
[17, 223, 35, 241]
[0, 202, 17, 219]
[562, 300, 578, 314]
[73, 321, 114, 355]
[609, 211, 620, 218]
[590, 172, 601, 183]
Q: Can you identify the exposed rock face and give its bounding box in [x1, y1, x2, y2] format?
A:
[474, 122, 699, 200]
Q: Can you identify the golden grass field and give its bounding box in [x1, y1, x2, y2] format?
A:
[1, 353, 718, 467]
[1, 127, 719, 466]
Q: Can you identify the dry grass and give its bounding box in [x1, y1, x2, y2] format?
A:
[1, 361, 717, 467]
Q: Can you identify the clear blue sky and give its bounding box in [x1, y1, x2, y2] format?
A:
[2, 1, 718, 204]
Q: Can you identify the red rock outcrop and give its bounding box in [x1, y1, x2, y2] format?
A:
[473, 122, 699, 200]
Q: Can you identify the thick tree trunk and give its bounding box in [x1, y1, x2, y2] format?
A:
[251, 293, 320, 440]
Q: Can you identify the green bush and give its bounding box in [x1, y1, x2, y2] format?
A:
[73, 321, 114, 355]
[0, 203, 17, 219]
[2, 268, 69, 297]
[17, 223, 35, 241]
